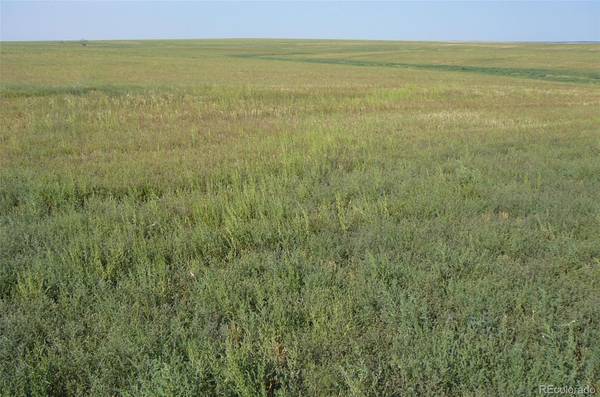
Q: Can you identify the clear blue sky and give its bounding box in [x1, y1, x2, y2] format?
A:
[1, 1, 599, 42]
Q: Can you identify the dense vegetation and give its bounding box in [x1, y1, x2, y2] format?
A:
[1, 40, 599, 396]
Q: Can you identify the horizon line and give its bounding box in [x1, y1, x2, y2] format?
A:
[2, 37, 599, 45]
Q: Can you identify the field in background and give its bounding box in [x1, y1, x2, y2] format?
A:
[1, 40, 600, 396]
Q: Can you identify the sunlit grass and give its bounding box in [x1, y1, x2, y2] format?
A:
[1, 40, 600, 396]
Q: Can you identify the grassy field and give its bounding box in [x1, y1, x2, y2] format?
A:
[1, 39, 600, 396]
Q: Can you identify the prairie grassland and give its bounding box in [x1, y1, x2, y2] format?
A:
[1, 40, 600, 396]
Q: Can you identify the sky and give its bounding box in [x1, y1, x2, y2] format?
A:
[1, 1, 599, 42]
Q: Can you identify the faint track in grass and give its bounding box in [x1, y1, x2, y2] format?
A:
[232, 54, 600, 85]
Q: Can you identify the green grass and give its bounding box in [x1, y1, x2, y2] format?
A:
[234, 54, 600, 85]
[1, 39, 600, 396]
